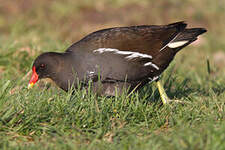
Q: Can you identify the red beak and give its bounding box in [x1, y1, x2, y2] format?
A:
[28, 66, 39, 89]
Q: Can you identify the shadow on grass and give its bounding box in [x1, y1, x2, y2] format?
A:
[139, 78, 194, 103]
[140, 72, 225, 104]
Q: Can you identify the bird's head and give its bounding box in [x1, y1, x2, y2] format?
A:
[28, 52, 61, 89]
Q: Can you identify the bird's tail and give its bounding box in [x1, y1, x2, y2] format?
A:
[168, 27, 207, 52]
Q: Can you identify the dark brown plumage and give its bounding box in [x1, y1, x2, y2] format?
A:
[28, 21, 206, 96]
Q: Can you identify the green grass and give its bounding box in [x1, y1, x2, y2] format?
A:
[0, 0, 225, 149]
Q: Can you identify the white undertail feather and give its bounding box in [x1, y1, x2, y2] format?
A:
[168, 41, 189, 48]
[159, 33, 180, 51]
[159, 31, 190, 51]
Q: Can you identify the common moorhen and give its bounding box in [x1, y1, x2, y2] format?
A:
[28, 21, 207, 104]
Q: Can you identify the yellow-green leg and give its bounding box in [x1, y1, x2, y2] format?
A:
[156, 80, 170, 105]
[156, 80, 185, 105]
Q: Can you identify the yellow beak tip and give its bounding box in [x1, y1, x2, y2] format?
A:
[28, 83, 34, 89]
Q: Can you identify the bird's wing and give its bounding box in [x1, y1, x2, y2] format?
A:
[66, 21, 187, 58]
[65, 22, 190, 83]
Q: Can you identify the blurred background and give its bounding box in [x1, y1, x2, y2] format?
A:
[0, 1, 224, 148]
[0, 0, 224, 82]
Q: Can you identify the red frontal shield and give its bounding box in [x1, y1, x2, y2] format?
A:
[28, 66, 39, 89]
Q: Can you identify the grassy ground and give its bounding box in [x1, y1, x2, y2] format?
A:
[0, 0, 225, 149]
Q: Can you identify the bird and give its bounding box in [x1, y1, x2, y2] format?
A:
[28, 21, 207, 104]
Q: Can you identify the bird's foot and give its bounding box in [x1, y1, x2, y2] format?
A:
[156, 80, 187, 105]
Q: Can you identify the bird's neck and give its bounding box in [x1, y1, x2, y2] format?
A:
[49, 52, 78, 92]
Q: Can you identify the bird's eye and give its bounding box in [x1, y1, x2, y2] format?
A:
[40, 64, 46, 69]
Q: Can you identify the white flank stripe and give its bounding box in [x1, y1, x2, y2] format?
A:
[168, 41, 189, 48]
[93, 48, 152, 59]
[125, 53, 152, 59]
[94, 48, 115, 53]
[148, 76, 159, 83]
[144, 62, 159, 70]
